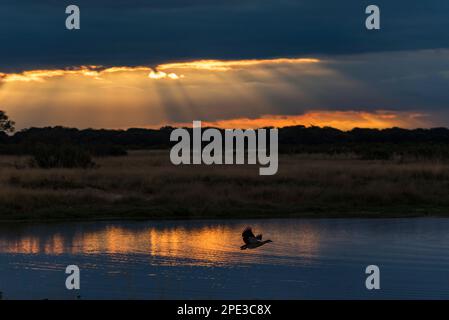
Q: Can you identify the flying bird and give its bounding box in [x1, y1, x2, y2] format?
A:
[240, 227, 272, 250]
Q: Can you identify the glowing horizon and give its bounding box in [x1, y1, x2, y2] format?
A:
[168, 111, 430, 131]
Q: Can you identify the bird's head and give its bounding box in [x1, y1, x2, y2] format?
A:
[265, 239, 273, 243]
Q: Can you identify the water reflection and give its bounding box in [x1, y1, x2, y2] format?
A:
[2, 218, 449, 299]
[0, 220, 321, 266]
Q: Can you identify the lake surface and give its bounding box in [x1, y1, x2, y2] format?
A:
[1, 218, 449, 299]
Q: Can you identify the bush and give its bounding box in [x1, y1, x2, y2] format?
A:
[30, 144, 96, 169]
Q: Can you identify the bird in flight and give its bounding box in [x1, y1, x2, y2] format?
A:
[240, 227, 273, 250]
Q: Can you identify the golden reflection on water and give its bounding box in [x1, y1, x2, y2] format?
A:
[0, 222, 321, 266]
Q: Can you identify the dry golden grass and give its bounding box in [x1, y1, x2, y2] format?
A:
[1, 150, 449, 220]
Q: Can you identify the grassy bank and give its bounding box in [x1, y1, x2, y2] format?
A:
[1, 150, 449, 221]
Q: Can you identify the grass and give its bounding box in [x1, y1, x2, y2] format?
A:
[1, 150, 449, 221]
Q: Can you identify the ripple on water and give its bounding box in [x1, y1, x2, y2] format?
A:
[1, 218, 449, 299]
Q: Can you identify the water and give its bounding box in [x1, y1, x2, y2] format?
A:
[0, 218, 449, 299]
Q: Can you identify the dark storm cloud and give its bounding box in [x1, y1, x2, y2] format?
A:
[1, 0, 448, 72]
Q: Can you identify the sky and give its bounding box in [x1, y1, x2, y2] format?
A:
[1, 0, 449, 130]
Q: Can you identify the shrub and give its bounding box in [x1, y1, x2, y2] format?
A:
[30, 144, 96, 169]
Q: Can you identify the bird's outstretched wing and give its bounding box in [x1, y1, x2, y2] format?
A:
[242, 227, 256, 244]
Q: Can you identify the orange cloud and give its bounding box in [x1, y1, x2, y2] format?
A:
[0, 66, 104, 82]
[0, 56, 435, 130]
[158, 57, 320, 71]
[148, 70, 182, 80]
[0, 65, 183, 83]
[0, 57, 319, 83]
[172, 111, 430, 131]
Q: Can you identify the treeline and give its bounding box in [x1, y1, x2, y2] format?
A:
[0, 126, 173, 156]
[2, 125, 449, 160]
[278, 126, 449, 160]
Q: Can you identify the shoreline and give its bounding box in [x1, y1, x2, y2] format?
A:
[0, 206, 447, 223]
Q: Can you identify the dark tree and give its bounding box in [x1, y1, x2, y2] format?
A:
[0, 110, 15, 133]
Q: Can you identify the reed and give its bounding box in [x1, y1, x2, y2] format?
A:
[1, 150, 449, 220]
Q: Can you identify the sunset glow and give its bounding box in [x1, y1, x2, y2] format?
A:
[177, 111, 430, 130]
[0, 53, 441, 130]
[157, 58, 321, 71]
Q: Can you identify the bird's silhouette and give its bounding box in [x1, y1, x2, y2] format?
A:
[240, 227, 272, 250]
